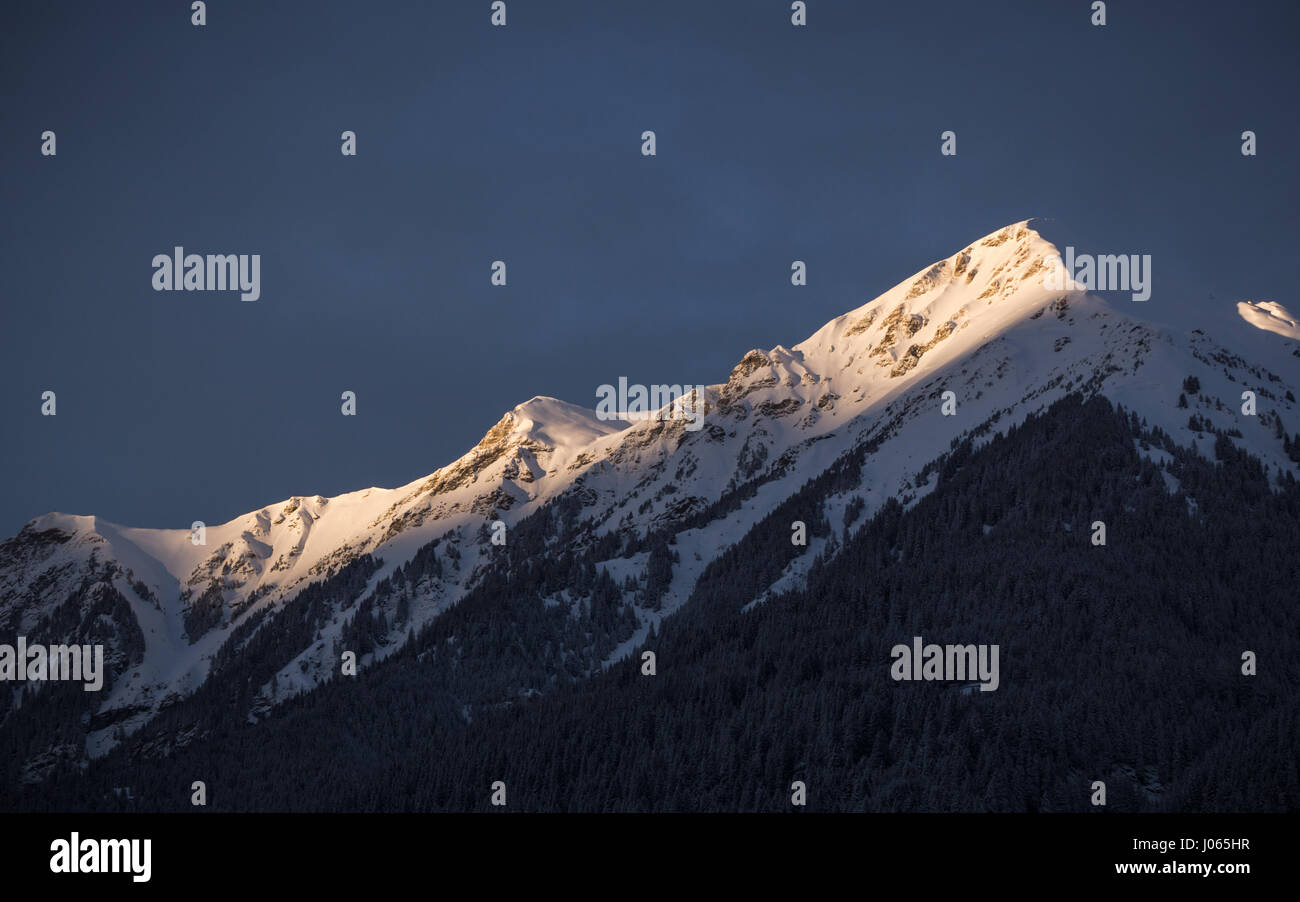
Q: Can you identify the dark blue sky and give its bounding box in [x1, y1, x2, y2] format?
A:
[2, 0, 1297, 536]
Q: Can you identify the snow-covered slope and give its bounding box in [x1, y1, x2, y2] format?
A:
[4, 221, 1296, 769]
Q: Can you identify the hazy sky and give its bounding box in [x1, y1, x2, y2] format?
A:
[2, 0, 1297, 536]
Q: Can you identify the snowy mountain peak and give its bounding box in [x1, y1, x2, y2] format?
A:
[794, 221, 1068, 377]
[500, 396, 626, 451]
[716, 220, 1080, 421]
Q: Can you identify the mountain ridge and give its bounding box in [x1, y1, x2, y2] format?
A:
[3, 220, 1297, 773]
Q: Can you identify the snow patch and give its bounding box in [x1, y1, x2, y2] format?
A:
[1238, 301, 1300, 340]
